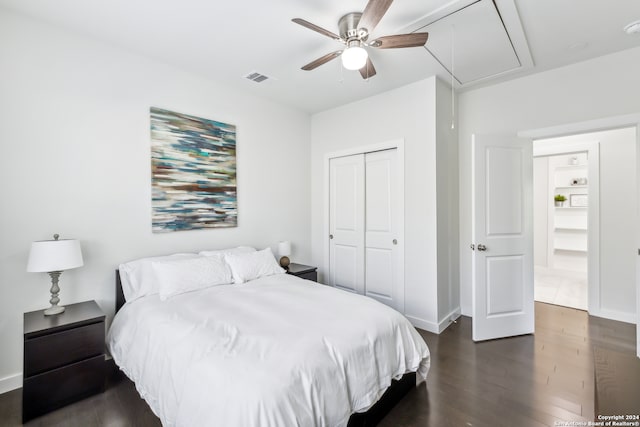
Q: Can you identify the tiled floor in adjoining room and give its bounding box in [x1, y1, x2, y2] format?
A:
[534, 266, 587, 310]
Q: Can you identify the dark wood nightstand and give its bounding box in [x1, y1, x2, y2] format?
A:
[23, 300, 106, 422]
[286, 263, 318, 282]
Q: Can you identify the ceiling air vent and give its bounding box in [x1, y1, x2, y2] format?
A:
[244, 71, 270, 83]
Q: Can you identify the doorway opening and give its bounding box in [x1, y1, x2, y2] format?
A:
[525, 123, 638, 359]
[533, 151, 589, 310]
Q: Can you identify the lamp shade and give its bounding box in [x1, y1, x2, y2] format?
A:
[278, 241, 291, 258]
[27, 239, 84, 273]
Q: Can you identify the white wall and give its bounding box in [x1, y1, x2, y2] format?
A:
[458, 46, 640, 320]
[533, 157, 548, 266]
[435, 79, 460, 323]
[0, 9, 311, 391]
[311, 76, 459, 333]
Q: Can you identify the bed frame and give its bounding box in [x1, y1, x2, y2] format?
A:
[114, 270, 415, 426]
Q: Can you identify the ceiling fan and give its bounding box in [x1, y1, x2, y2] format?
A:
[292, 0, 429, 79]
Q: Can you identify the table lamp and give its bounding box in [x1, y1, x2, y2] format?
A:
[27, 234, 84, 316]
[278, 241, 291, 268]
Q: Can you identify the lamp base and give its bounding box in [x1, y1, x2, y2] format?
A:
[45, 270, 65, 316]
[44, 305, 65, 316]
[279, 256, 290, 268]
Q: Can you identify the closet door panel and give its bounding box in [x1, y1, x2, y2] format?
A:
[333, 246, 358, 291]
[365, 247, 394, 302]
[364, 158, 392, 232]
[365, 149, 402, 310]
[329, 155, 365, 294]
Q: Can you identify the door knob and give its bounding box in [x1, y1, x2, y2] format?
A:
[392, 239, 397, 245]
[329, 234, 333, 240]
[477, 244, 487, 251]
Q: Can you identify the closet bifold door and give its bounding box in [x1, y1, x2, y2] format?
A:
[364, 149, 402, 311]
[329, 154, 365, 294]
[329, 148, 403, 312]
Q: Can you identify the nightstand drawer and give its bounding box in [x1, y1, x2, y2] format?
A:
[23, 354, 105, 422]
[297, 271, 318, 282]
[286, 263, 318, 282]
[24, 321, 104, 377]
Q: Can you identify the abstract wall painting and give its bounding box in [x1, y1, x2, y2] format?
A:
[150, 107, 237, 232]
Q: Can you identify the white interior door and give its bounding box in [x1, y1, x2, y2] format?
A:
[329, 154, 365, 294]
[364, 149, 403, 311]
[472, 134, 534, 341]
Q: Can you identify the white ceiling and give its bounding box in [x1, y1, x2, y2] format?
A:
[1, 0, 639, 113]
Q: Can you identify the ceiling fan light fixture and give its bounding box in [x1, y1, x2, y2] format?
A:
[341, 41, 368, 71]
[293, 0, 428, 78]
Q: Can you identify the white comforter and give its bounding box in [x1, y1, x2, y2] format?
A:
[107, 273, 430, 427]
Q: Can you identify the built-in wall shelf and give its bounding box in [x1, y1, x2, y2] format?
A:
[555, 226, 587, 231]
[554, 247, 588, 253]
[555, 164, 588, 170]
[550, 155, 589, 264]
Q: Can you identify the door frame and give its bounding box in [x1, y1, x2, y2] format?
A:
[323, 139, 405, 310]
[532, 141, 600, 316]
[519, 113, 640, 358]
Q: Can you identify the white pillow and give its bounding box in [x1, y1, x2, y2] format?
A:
[199, 246, 256, 257]
[118, 253, 199, 302]
[225, 247, 285, 284]
[152, 254, 232, 301]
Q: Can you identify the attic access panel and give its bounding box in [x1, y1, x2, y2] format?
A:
[417, 0, 521, 84]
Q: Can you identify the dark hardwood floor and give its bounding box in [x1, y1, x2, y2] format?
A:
[594, 346, 640, 416]
[380, 302, 638, 427]
[0, 302, 636, 426]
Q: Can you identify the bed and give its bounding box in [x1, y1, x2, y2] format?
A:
[107, 249, 430, 427]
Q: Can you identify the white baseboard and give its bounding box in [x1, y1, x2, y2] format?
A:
[590, 308, 637, 324]
[0, 373, 22, 395]
[407, 308, 462, 334]
[437, 307, 462, 333]
[405, 315, 440, 334]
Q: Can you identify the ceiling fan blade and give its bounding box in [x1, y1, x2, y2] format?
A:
[301, 50, 343, 71]
[359, 57, 377, 79]
[292, 18, 341, 41]
[370, 33, 429, 49]
[358, 0, 394, 33]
